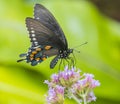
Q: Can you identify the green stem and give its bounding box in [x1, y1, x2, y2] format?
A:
[72, 94, 82, 104]
[83, 95, 87, 104]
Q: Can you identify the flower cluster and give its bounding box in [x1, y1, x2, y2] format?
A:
[46, 85, 65, 104]
[45, 66, 100, 104]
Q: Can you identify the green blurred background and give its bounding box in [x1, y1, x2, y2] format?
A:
[0, 0, 120, 104]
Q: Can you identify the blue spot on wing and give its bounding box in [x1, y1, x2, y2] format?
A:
[34, 51, 42, 58]
[31, 60, 38, 66]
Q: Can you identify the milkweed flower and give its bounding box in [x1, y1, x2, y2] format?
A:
[45, 66, 100, 104]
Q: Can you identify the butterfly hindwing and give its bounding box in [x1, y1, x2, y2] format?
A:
[26, 45, 59, 66]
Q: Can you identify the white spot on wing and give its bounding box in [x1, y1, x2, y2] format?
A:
[28, 50, 31, 52]
[32, 34, 35, 37]
[34, 41, 38, 44]
[34, 42, 38, 46]
[36, 17, 40, 20]
[31, 27, 34, 30]
[32, 38, 36, 41]
[31, 30, 35, 33]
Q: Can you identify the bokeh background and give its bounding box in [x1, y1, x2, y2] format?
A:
[0, 0, 120, 104]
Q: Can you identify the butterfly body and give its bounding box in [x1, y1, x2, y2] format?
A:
[50, 49, 73, 68]
[59, 49, 73, 58]
[17, 4, 73, 69]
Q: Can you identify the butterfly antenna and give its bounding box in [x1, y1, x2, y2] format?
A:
[74, 49, 80, 53]
[72, 42, 88, 53]
[72, 52, 76, 66]
[73, 42, 88, 49]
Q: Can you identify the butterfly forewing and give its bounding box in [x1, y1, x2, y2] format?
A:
[26, 17, 53, 46]
[26, 17, 66, 49]
[34, 4, 68, 49]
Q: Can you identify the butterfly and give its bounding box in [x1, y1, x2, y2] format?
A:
[17, 4, 73, 69]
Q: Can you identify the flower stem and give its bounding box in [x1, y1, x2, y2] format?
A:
[83, 95, 87, 104]
[72, 94, 82, 104]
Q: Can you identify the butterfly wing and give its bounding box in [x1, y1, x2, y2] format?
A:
[25, 46, 59, 66]
[34, 4, 68, 50]
[26, 17, 66, 49]
[18, 17, 64, 66]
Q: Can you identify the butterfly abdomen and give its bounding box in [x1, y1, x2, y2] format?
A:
[50, 55, 60, 69]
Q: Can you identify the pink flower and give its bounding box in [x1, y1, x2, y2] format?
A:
[45, 66, 100, 104]
[46, 85, 65, 104]
[87, 91, 96, 103]
[51, 74, 59, 83]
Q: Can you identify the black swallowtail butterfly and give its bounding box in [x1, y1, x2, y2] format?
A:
[17, 4, 73, 69]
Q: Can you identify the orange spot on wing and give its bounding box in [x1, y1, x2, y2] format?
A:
[35, 58, 40, 61]
[32, 51, 37, 54]
[36, 48, 41, 51]
[30, 57, 34, 60]
[42, 57, 47, 61]
[30, 54, 34, 57]
[45, 46, 52, 50]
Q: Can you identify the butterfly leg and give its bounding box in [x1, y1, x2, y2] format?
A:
[65, 58, 70, 69]
[63, 59, 65, 68]
[58, 58, 63, 72]
[71, 57, 75, 68]
[67, 57, 75, 68]
[72, 53, 76, 66]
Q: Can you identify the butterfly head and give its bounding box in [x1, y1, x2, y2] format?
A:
[59, 49, 73, 58]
